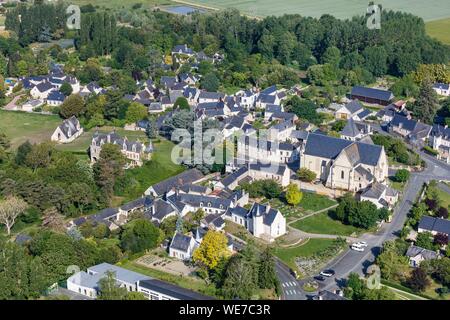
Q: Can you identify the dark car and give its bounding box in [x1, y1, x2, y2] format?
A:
[314, 275, 326, 281]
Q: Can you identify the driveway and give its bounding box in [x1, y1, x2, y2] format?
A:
[3, 94, 24, 111]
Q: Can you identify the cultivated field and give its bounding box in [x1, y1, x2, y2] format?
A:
[182, 0, 450, 21]
[426, 18, 450, 45]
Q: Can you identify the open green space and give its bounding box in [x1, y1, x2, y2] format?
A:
[0, 110, 61, 148]
[426, 18, 450, 45]
[185, 0, 450, 21]
[273, 238, 336, 271]
[436, 187, 450, 210]
[270, 192, 337, 219]
[72, 0, 175, 9]
[120, 138, 186, 200]
[291, 211, 362, 236]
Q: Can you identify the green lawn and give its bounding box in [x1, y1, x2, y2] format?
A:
[426, 18, 450, 45]
[270, 192, 336, 219]
[0, 110, 62, 148]
[436, 188, 450, 210]
[291, 212, 362, 236]
[120, 138, 186, 200]
[273, 238, 336, 271]
[118, 260, 218, 297]
[186, 0, 450, 21]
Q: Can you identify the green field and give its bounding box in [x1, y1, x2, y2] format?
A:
[72, 0, 174, 9]
[291, 211, 362, 236]
[273, 238, 336, 271]
[184, 0, 450, 21]
[436, 188, 450, 210]
[426, 18, 450, 45]
[0, 110, 61, 148]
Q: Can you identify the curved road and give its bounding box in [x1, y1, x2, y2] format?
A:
[276, 127, 450, 299]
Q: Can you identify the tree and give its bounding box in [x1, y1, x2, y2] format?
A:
[407, 268, 430, 292]
[376, 241, 409, 281]
[145, 119, 158, 139]
[410, 80, 439, 124]
[395, 169, 410, 183]
[258, 248, 278, 290]
[15, 140, 32, 165]
[0, 196, 28, 235]
[173, 97, 190, 110]
[25, 142, 53, 172]
[125, 102, 147, 124]
[437, 207, 449, 219]
[222, 256, 256, 299]
[201, 72, 220, 92]
[98, 271, 128, 300]
[363, 46, 387, 77]
[193, 230, 229, 269]
[120, 219, 161, 253]
[415, 232, 436, 251]
[285, 183, 302, 206]
[297, 168, 316, 182]
[59, 82, 73, 96]
[59, 94, 85, 119]
[191, 208, 205, 227]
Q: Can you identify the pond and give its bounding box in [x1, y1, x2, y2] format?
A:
[165, 5, 206, 15]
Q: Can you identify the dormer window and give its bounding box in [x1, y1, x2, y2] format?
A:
[200, 202, 203, 207]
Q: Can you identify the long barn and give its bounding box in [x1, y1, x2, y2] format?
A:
[350, 86, 394, 106]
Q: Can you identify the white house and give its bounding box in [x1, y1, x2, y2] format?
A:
[225, 203, 286, 242]
[432, 83, 450, 96]
[169, 232, 197, 260]
[406, 245, 439, 267]
[430, 124, 450, 163]
[30, 81, 54, 99]
[46, 90, 66, 106]
[21, 99, 44, 112]
[360, 182, 399, 209]
[51, 116, 83, 143]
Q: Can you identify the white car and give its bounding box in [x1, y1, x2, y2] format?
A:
[351, 244, 365, 252]
[355, 241, 368, 247]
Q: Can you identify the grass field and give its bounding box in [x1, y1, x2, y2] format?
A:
[183, 0, 450, 21]
[273, 238, 336, 271]
[270, 193, 336, 219]
[436, 188, 450, 210]
[291, 211, 362, 236]
[426, 18, 450, 45]
[0, 110, 61, 148]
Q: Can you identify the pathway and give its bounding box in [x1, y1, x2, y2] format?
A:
[3, 94, 24, 111]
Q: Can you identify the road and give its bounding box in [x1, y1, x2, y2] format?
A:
[276, 124, 450, 299]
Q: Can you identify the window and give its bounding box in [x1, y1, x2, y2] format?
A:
[341, 170, 345, 179]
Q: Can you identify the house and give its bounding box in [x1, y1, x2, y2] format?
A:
[360, 182, 399, 209]
[144, 197, 178, 224]
[406, 245, 439, 267]
[30, 81, 54, 99]
[144, 169, 204, 197]
[218, 166, 250, 190]
[248, 162, 291, 187]
[21, 99, 44, 112]
[350, 86, 394, 106]
[255, 94, 280, 109]
[46, 90, 65, 106]
[300, 133, 388, 191]
[418, 216, 450, 238]
[237, 89, 257, 109]
[67, 263, 150, 299]
[432, 83, 450, 96]
[137, 279, 213, 300]
[222, 115, 250, 138]
[335, 100, 372, 121]
[201, 214, 226, 231]
[90, 131, 152, 168]
[225, 202, 286, 242]
[197, 91, 225, 104]
[429, 124, 450, 163]
[340, 118, 372, 141]
[376, 101, 409, 123]
[179, 73, 199, 85]
[51, 116, 83, 144]
[268, 120, 296, 141]
[264, 104, 283, 120]
[171, 44, 194, 56]
[167, 193, 235, 216]
[259, 85, 278, 96]
[237, 136, 299, 166]
[169, 232, 197, 260]
[389, 115, 432, 145]
[160, 76, 178, 90]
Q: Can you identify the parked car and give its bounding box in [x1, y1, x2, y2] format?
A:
[314, 275, 326, 281]
[355, 241, 368, 247]
[351, 244, 365, 252]
[320, 269, 336, 277]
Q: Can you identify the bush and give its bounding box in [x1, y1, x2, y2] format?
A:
[423, 146, 439, 156]
[297, 168, 317, 182]
[395, 169, 410, 183]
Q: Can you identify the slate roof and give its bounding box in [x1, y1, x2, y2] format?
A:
[361, 182, 386, 199]
[265, 104, 283, 114]
[433, 83, 450, 90]
[260, 85, 277, 95]
[160, 76, 177, 88]
[221, 166, 249, 187]
[344, 100, 364, 114]
[356, 109, 372, 120]
[120, 197, 148, 211]
[303, 133, 382, 166]
[351, 86, 394, 102]
[92, 207, 119, 221]
[57, 116, 81, 139]
[418, 216, 450, 235]
[47, 90, 65, 102]
[169, 193, 232, 210]
[198, 91, 225, 100]
[150, 169, 204, 196]
[170, 233, 193, 252]
[92, 131, 151, 154]
[138, 279, 214, 300]
[406, 245, 439, 260]
[35, 81, 54, 92]
[227, 206, 248, 218]
[391, 115, 432, 138]
[341, 118, 360, 137]
[148, 198, 177, 221]
[431, 124, 450, 140]
[249, 162, 288, 176]
[249, 203, 280, 226]
[172, 44, 194, 55]
[257, 94, 276, 104]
